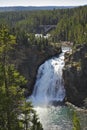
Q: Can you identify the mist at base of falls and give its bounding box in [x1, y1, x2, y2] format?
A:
[34, 106, 73, 130]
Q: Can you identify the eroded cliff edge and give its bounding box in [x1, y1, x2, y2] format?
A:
[63, 43, 87, 107]
[11, 43, 61, 95]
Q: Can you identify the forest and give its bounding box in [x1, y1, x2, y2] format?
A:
[0, 5, 87, 45]
[0, 5, 87, 130]
[0, 25, 43, 130]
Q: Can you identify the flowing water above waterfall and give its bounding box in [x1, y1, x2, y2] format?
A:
[28, 47, 87, 130]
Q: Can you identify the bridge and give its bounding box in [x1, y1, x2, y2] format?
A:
[39, 25, 57, 33]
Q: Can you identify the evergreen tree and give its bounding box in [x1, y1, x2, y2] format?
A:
[0, 25, 43, 130]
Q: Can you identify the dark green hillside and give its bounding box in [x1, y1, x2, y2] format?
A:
[52, 6, 87, 45]
[0, 5, 87, 45]
[0, 9, 66, 33]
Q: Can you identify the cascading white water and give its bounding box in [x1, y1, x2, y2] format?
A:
[30, 47, 70, 106]
[28, 47, 87, 130]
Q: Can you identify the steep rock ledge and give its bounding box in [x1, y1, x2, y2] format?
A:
[63, 43, 87, 107]
[11, 43, 61, 95]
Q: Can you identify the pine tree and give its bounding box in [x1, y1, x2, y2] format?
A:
[0, 25, 43, 130]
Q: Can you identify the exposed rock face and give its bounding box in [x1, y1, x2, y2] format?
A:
[11, 43, 61, 95]
[63, 43, 87, 107]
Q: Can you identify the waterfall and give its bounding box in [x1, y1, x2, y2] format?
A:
[30, 47, 70, 106]
[28, 47, 86, 130]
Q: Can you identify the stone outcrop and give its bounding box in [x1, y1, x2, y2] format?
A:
[11, 43, 61, 96]
[63, 43, 87, 107]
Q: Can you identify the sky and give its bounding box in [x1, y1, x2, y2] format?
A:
[0, 0, 87, 7]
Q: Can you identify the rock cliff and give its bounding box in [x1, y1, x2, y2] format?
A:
[11, 43, 61, 96]
[63, 43, 87, 107]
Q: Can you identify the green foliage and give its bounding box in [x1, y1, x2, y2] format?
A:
[52, 6, 87, 45]
[0, 6, 86, 46]
[0, 9, 66, 34]
[0, 26, 43, 130]
[0, 25, 15, 53]
[72, 111, 81, 130]
[0, 6, 87, 129]
[31, 112, 43, 130]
